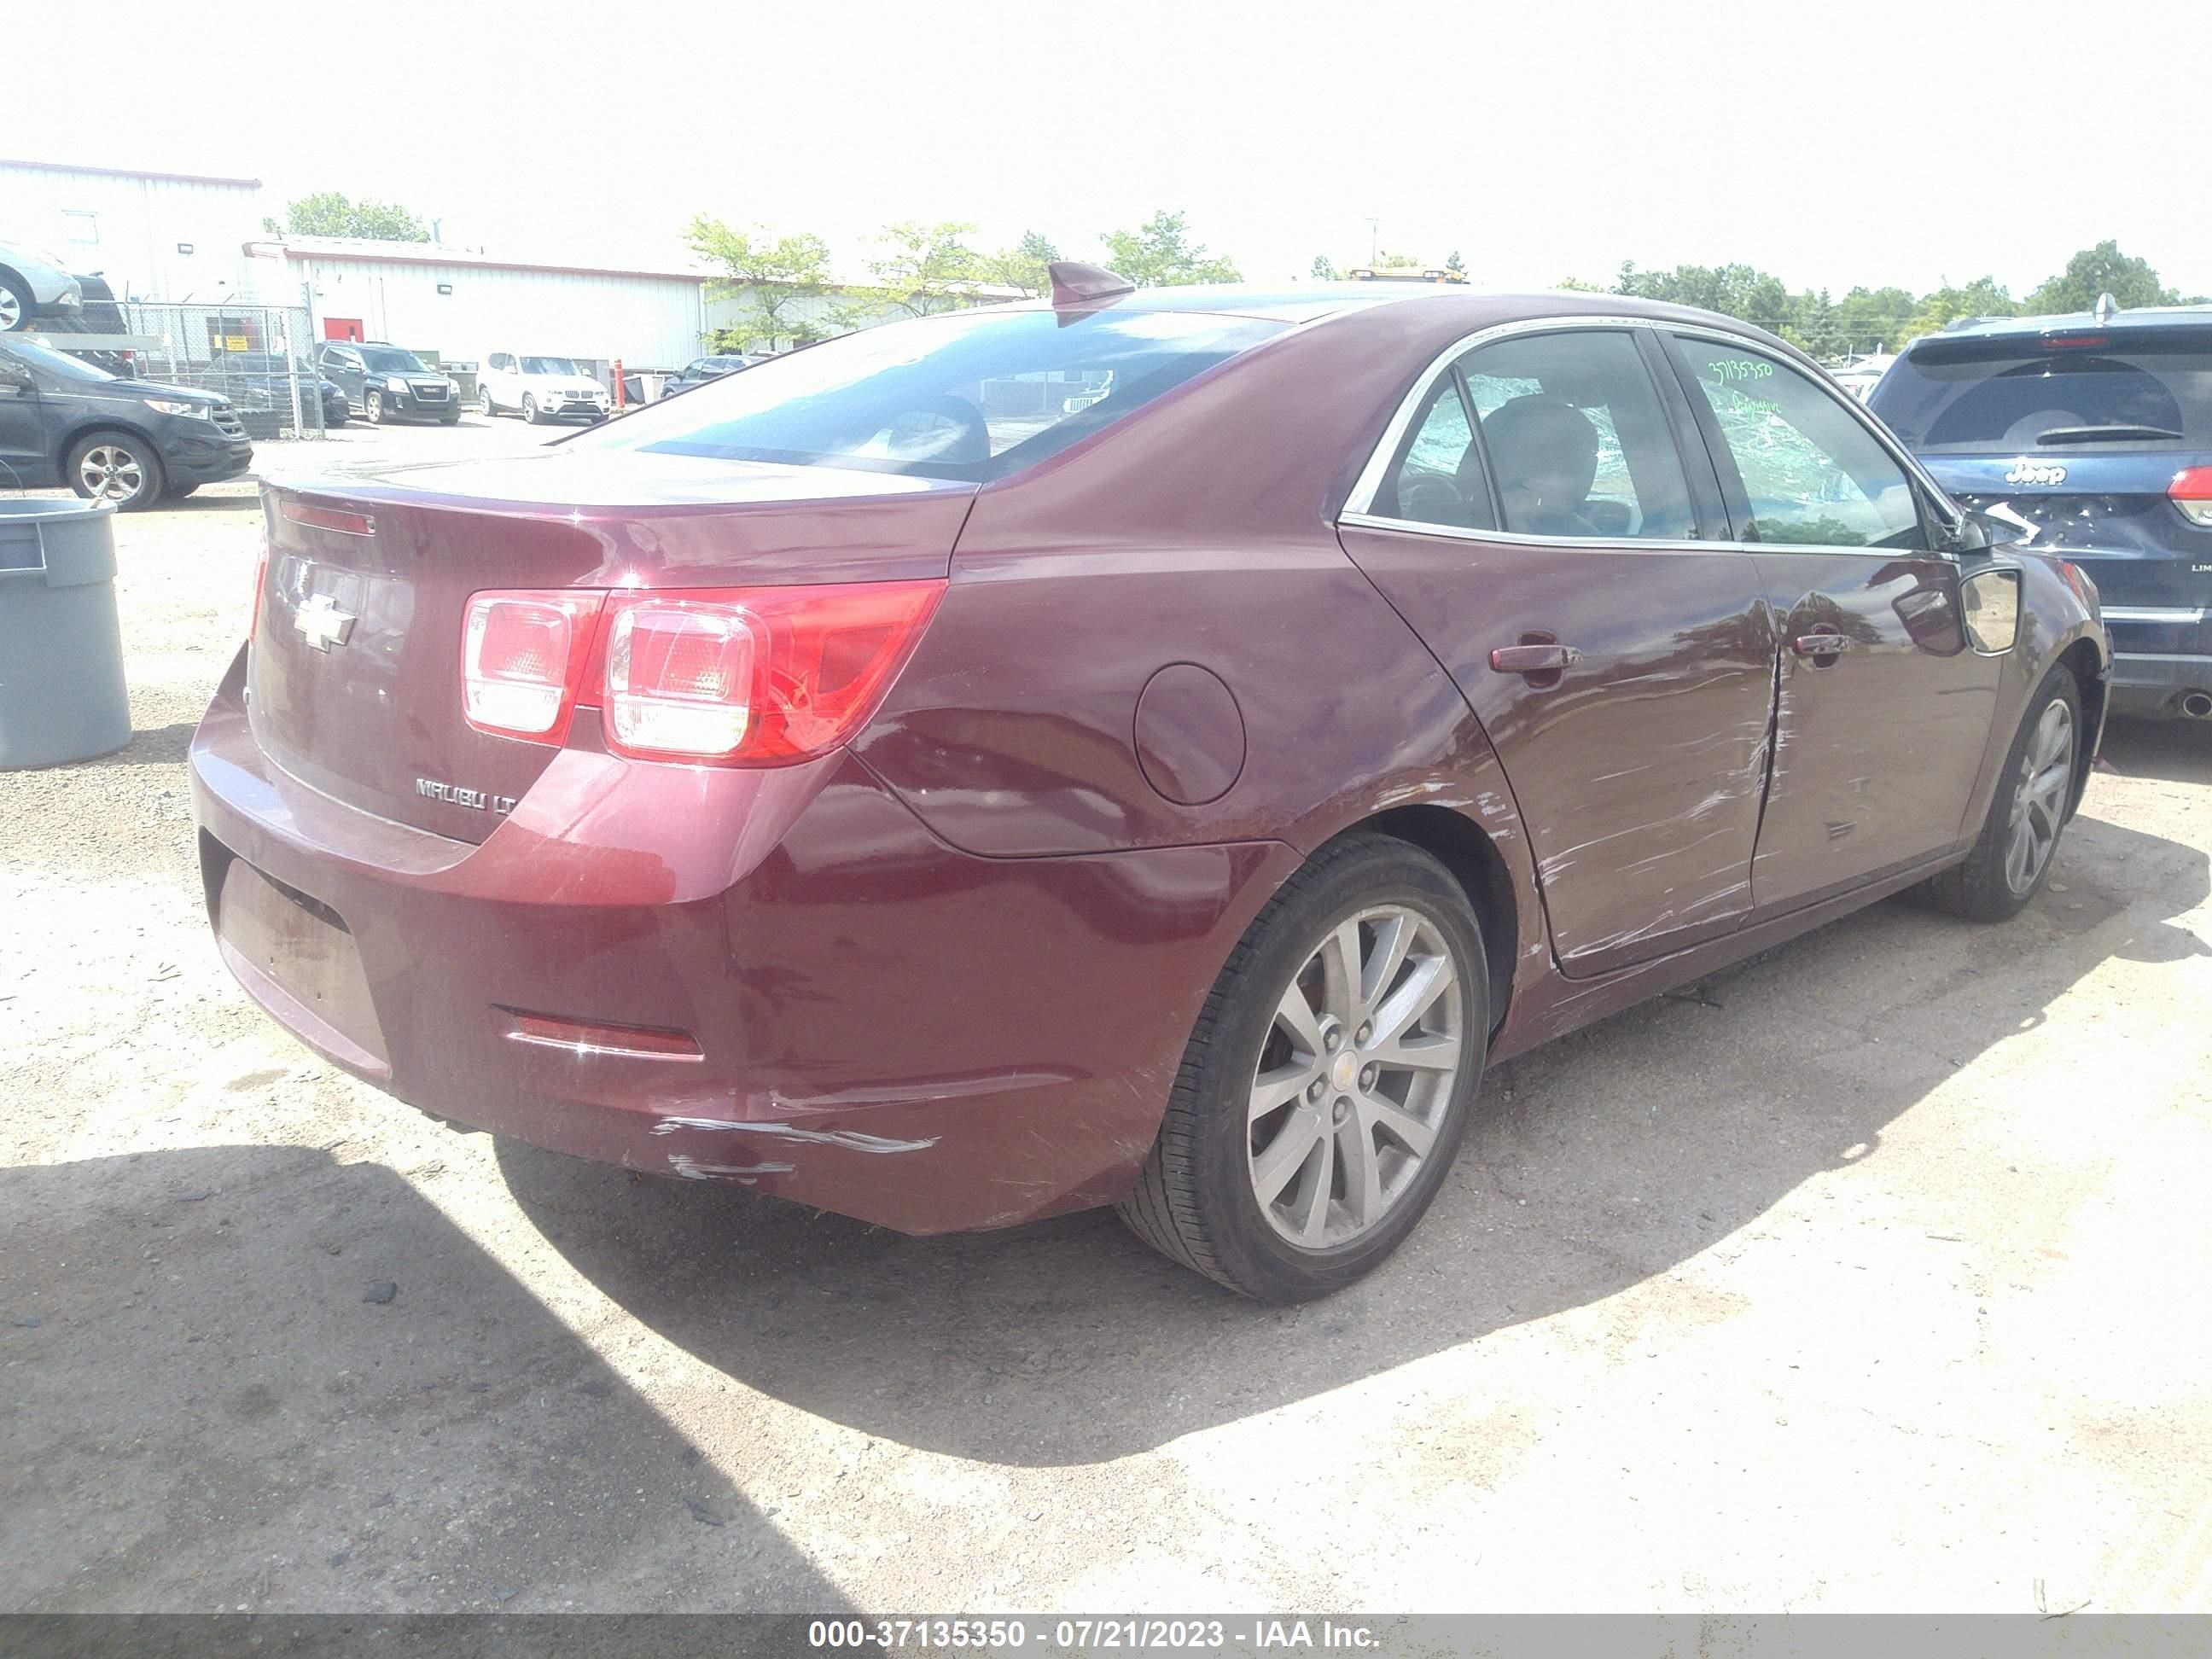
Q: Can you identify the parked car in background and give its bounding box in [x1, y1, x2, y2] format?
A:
[0, 238, 84, 333]
[192, 273, 2105, 1301]
[0, 336, 250, 508]
[195, 352, 349, 438]
[23, 274, 131, 373]
[661, 353, 764, 397]
[478, 352, 610, 423]
[1871, 303, 2210, 719]
[315, 341, 460, 425]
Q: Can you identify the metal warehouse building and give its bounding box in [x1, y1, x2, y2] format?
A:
[247, 237, 712, 369]
[1, 157, 268, 306]
[5, 159, 719, 370]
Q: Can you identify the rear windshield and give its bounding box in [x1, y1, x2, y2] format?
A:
[579, 306, 1286, 483]
[1872, 335, 2212, 453]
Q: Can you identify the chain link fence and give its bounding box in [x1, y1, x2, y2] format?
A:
[33, 297, 331, 440]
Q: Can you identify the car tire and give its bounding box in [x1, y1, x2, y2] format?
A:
[327, 409, 347, 429]
[0, 272, 32, 333]
[1915, 665, 2083, 923]
[439, 412, 460, 427]
[522, 395, 540, 425]
[66, 431, 165, 511]
[1117, 832, 1488, 1302]
[480, 387, 497, 418]
[364, 390, 385, 426]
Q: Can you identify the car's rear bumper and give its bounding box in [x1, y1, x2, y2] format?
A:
[188, 649, 1292, 1232]
[2103, 610, 2212, 713]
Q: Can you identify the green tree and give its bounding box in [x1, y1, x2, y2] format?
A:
[1615, 261, 1793, 332]
[280, 190, 431, 242]
[2026, 240, 2181, 313]
[1555, 275, 1610, 293]
[1908, 276, 2017, 341]
[1780, 288, 1839, 357]
[1445, 249, 1465, 275]
[1831, 285, 1919, 354]
[687, 217, 842, 353]
[869, 220, 990, 317]
[1099, 210, 1241, 287]
[979, 230, 1060, 296]
[1310, 253, 1339, 282]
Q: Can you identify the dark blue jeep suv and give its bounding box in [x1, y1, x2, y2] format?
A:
[1871, 306, 2212, 719]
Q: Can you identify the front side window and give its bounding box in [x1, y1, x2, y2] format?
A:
[2, 340, 114, 382]
[1674, 335, 1923, 549]
[1458, 330, 1696, 540]
[580, 306, 1287, 484]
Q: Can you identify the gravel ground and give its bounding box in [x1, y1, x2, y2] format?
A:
[3, 435, 2211, 1615]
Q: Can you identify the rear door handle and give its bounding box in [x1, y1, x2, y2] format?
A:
[1792, 632, 1852, 658]
[1489, 643, 1583, 675]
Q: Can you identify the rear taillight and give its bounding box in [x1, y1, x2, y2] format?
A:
[2170, 466, 2212, 528]
[462, 590, 606, 741]
[458, 579, 942, 765]
[600, 580, 944, 764]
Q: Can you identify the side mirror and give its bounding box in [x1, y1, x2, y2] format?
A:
[1960, 567, 2022, 655]
[0, 361, 32, 392]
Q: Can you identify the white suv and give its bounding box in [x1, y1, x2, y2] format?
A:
[478, 352, 611, 424]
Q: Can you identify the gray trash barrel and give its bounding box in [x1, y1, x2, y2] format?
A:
[0, 498, 131, 768]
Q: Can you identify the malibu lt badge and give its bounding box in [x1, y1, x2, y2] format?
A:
[416, 777, 517, 815]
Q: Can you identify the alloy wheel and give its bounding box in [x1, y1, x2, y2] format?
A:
[365, 390, 384, 425]
[1246, 905, 1464, 1250]
[0, 288, 22, 331]
[2004, 698, 2075, 894]
[76, 444, 148, 505]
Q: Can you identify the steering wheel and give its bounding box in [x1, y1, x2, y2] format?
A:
[1394, 467, 1464, 524]
[882, 395, 991, 465]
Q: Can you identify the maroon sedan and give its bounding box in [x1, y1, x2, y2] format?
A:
[190, 266, 2108, 1301]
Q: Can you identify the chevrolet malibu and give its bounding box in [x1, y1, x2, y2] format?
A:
[189, 267, 2109, 1301]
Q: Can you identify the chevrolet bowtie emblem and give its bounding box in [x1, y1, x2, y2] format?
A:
[294, 592, 358, 651]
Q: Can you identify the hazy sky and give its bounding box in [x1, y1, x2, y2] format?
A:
[7, 0, 2203, 300]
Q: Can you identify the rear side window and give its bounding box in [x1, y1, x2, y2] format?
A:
[581, 307, 1286, 483]
[1460, 330, 1695, 540]
[1674, 335, 1924, 550]
[1871, 339, 2212, 453]
[1373, 374, 1495, 530]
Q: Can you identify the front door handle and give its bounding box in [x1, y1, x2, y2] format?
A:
[1489, 643, 1583, 675]
[1792, 632, 1852, 659]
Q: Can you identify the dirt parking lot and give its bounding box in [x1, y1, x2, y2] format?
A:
[3, 427, 2211, 1615]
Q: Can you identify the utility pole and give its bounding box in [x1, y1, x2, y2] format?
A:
[1362, 218, 1381, 265]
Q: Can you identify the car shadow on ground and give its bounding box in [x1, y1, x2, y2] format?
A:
[2100, 713, 2212, 787]
[497, 809, 2210, 1469]
[154, 493, 259, 513]
[0, 1145, 845, 1613]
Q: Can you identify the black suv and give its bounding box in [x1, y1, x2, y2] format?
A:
[1871, 305, 2212, 719]
[314, 341, 460, 425]
[661, 353, 764, 396]
[0, 337, 252, 509]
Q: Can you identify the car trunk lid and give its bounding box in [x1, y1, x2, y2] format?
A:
[247, 450, 976, 842]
